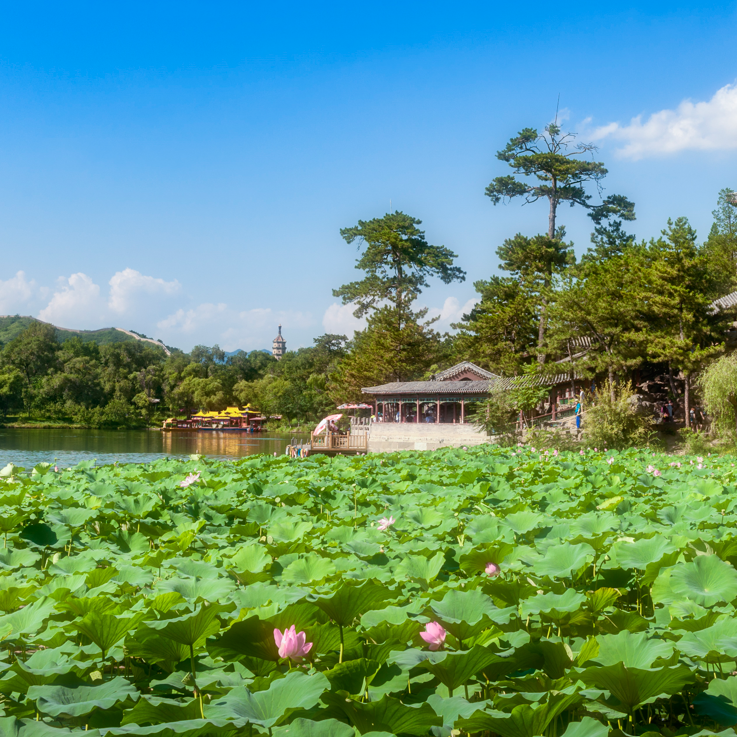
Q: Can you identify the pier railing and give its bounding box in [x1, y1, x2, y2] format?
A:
[311, 432, 368, 452]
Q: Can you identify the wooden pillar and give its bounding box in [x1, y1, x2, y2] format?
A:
[461, 400, 465, 424]
[436, 400, 440, 423]
[416, 398, 419, 423]
[453, 403, 457, 423]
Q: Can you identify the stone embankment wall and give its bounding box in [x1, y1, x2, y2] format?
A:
[367, 423, 489, 453]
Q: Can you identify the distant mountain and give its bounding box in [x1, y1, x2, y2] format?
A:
[0, 316, 172, 354]
[223, 349, 272, 358]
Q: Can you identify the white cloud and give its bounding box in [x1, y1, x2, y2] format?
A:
[38, 273, 102, 327]
[592, 82, 737, 159]
[158, 303, 313, 350]
[0, 271, 36, 314]
[108, 268, 181, 314]
[322, 303, 366, 336]
[426, 297, 479, 330]
[157, 303, 228, 333]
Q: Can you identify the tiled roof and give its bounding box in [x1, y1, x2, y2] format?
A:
[711, 291, 737, 312]
[362, 372, 577, 396]
[434, 361, 499, 381]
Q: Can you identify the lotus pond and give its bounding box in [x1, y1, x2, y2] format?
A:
[2, 447, 737, 737]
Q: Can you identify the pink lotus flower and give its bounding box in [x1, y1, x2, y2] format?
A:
[420, 622, 446, 651]
[607, 457, 614, 465]
[653, 469, 661, 477]
[698, 457, 704, 463]
[698, 464, 704, 470]
[579, 450, 585, 456]
[553, 449, 558, 456]
[274, 626, 312, 661]
[646, 465, 655, 473]
[180, 472, 200, 488]
[485, 562, 500, 577]
[377, 516, 395, 532]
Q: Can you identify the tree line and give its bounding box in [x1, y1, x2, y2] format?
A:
[2, 120, 735, 427]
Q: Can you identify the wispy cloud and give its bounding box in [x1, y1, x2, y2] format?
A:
[591, 82, 737, 159]
[0, 271, 36, 315]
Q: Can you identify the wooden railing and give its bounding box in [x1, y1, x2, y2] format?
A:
[311, 432, 368, 452]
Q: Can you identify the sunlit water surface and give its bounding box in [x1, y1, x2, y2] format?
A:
[0, 428, 306, 468]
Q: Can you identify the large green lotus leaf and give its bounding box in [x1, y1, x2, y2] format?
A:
[145, 605, 222, 648]
[394, 552, 445, 582]
[589, 631, 675, 669]
[0, 718, 23, 737]
[570, 512, 618, 538]
[421, 645, 505, 693]
[679, 619, 737, 664]
[0, 548, 41, 570]
[426, 694, 489, 731]
[209, 616, 279, 661]
[46, 507, 97, 528]
[269, 520, 313, 543]
[165, 559, 220, 579]
[577, 663, 695, 712]
[404, 507, 444, 528]
[463, 516, 508, 543]
[48, 555, 97, 576]
[272, 718, 354, 737]
[76, 612, 143, 657]
[523, 543, 594, 579]
[121, 697, 202, 725]
[694, 676, 737, 726]
[360, 605, 421, 628]
[560, 717, 609, 737]
[653, 555, 737, 607]
[321, 692, 441, 736]
[106, 720, 238, 737]
[324, 658, 381, 694]
[158, 577, 234, 602]
[0, 597, 56, 639]
[611, 536, 676, 571]
[281, 554, 336, 585]
[429, 589, 510, 640]
[116, 495, 159, 518]
[127, 636, 189, 671]
[0, 512, 28, 534]
[314, 581, 392, 627]
[227, 545, 271, 574]
[58, 595, 117, 617]
[29, 676, 140, 718]
[112, 531, 150, 556]
[458, 544, 515, 575]
[206, 671, 328, 728]
[502, 511, 546, 535]
[20, 522, 69, 549]
[457, 690, 581, 737]
[520, 589, 586, 618]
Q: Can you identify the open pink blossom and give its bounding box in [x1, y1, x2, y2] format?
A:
[180, 472, 200, 488]
[607, 457, 614, 465]
[485, 562, 500, 577]
[274, 626, 312, 661]
[653, 469, 661, 477]
[579, 450, 585, 456]
[377, 516, 395, 532]
[420, 622, 447, 651]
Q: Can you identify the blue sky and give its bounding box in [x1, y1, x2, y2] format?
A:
[1, 1, 736, 351]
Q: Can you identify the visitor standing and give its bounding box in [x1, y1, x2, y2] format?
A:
[666, 399, 673, 422]
[575, 400, 582, 431]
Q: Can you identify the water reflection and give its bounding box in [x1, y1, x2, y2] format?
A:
[0, 428, 306, 468]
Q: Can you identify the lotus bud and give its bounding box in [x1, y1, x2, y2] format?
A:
[485, 562, 500, 577]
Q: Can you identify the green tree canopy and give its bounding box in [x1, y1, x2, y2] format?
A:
[485, 123, 635, 238]
[334, 211, 465, 317]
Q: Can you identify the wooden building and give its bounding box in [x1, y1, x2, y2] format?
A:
[362, 361, 586, 425]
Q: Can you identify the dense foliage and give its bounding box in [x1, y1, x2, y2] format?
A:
[2, 447, 737, 735]
[0, 324, 347, 427]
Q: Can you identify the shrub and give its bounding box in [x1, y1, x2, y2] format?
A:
[699, 352, 737, 439]
[583, 380, 654, 449]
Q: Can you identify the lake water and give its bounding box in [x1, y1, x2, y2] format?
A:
[0, 428, 306, 468]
